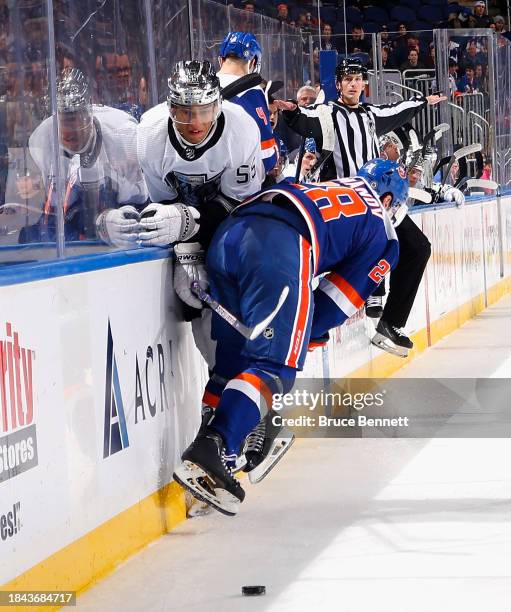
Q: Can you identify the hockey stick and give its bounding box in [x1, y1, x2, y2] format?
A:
[409, 187, 432, 204]
[433, 143, 482, 176]
[220, 73, 263, 101]
[421, 123, 449, 157]
[455, 178, 499, 192]
[466, 178, 498, 191]
[191, 281, 289, 340]
[294, 139, 306, 182]
[433, 143, 483, 203]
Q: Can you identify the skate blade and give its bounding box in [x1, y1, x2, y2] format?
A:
[186, 494, 213, 517]
[173, 462, 241, 517]
[371, 334, 409, 358]
[248, 433, 295, 485]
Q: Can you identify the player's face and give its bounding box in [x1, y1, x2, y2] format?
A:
[301, 151, 318, 173]
[408, 168, 421, 187]
[268, 102, 279, 129]
[58, 110, 93, 153]
[338, 74, 365, 105]
[170, 102, 219, 144]
[383, 142, 400, 161]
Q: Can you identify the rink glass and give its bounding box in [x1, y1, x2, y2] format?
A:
[1, 2, 511, 269]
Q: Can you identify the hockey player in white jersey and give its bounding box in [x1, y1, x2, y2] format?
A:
[27, 68, 147, 244]
[217, 32, 277, 174]
[135, 60, 263, 313]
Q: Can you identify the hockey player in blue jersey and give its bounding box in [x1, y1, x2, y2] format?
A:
[217, 32, 278, 174]
[173, 159, 408, 515]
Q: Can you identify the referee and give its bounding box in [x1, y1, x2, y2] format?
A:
[275, 58, 447, 355]
[274, 58, 446, 180]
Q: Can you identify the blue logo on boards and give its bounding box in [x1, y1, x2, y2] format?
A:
[103, 320, 129, 458]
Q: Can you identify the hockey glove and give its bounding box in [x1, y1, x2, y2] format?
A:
[173, 242, 208, 309]
[440, 185, 465, 207]
[96, 205, 141, 248]
[138, 203, 199, 247]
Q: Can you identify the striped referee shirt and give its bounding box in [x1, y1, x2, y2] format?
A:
[283, 97, 427, 178]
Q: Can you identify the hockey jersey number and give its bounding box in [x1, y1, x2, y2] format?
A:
[297, 177, 385, 223]
[296, 182, 367, 222]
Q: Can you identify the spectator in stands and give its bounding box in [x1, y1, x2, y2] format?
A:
[447, 10, 464, 28]
[456, 63, 480, 93]
[318, 23, 338, 52]
[400, 48, 427, 72]
[296, 12, 313, 35]
[380, 25, 392, 49]
[397, 22, 408, 36]
[471, 0, 493, 27]
[425, 43, 436, 69]
[392, 22, 409, 56]
[460, 38, 487, 71]
[296, 85, 317, 107]
[241, 0, 255, 12]
[474, 62, 487, 90]
[346, 24, 371, 55]
[493, 15, 506, 33]
[381, 46, 398, 69]
[394, 33, 421, 66]
[447, 59, 459, 96]
[275, 3, 291, 24]
[237, 1, 256, 30]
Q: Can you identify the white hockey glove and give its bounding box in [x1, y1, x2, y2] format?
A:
[138, 203, 199, 247]
[96, 205, 141, 248]
[173, 242, 208, 309]
[440, 185, 465, 207]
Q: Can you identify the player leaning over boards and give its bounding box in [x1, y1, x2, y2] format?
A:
[217, 31, 278, 175]
[102, 61, 263, 367]
[173, 160, 408, 516]
[274, 58, 446, 181]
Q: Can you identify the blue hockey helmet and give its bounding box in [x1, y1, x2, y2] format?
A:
[304, 137, 317, 155]
[219, 32, 262, 73]
[357, 159, 409, 207]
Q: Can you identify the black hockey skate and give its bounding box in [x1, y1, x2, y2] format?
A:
[243, 409, 295, 484]
[365, 295, 383, 319]
[173, 429, 245, 516]
[371, 319, 413, 358]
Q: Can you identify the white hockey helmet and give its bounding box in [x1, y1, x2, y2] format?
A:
[57, 68, 92, 114]
[56, 68, 94, 154]
[167, 60, 221, 125]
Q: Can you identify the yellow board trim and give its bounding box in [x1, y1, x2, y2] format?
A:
[1, 482, 186, 611]
[3, 277, 510, 610]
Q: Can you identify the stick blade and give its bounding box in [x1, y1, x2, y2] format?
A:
[409, 187, 432, 203]
[454, 143, 482, 159]
[466, 178, 499, 191]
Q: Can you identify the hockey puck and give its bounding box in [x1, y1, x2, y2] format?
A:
[242, 585, 266, 596]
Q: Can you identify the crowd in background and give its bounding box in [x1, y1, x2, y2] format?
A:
[1, 0, 509, 238]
